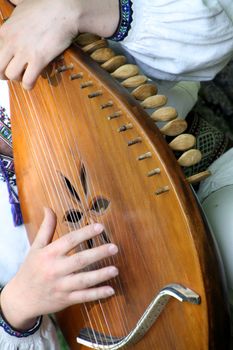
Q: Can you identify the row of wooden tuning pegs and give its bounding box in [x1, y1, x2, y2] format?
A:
[74, 33, 211, 184]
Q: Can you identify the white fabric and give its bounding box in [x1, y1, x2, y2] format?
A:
[201, 186, 233, 306]
[198, 148, 233, 203]
[0, 316, 60, 350]
[197, 150, 233, 305]
[121, 0, 233, 81]
[0, 181, 29, 286]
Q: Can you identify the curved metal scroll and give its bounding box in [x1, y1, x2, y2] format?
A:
[76, 284, 201, 349]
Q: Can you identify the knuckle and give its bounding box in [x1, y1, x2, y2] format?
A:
[28, 49, 46, 68]
[44, 269, 56, 282]
[82, 277, 92, 289]
[74, 253, 86, 269]
[40, 250, 56, 270]
[93, 288, 105, 301]
[22, 71, 35, 90]
[5, 68, 19, 81]
[72, 292, 86, 304]
[64, 232, 76, 248]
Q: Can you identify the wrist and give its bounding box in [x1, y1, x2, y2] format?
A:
[77, 0, 119, 38]
[0, 284, 38, 331]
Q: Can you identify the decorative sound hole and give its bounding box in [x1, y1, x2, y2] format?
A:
[91, 197, 110, 213]
[64, 210, 83, 224]
[62, 175, 80, 202]
[80, 164, 88, 196]
[87, 230, 111, 249]
[101, 230, 111, 244]
[60, 165, 111, 237]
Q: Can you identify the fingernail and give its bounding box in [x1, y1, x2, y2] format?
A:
[94, 223, 103, 233]
[107, 287, 115, 296]
[109, 267, 119, 277]
[108, 244, 118, 255]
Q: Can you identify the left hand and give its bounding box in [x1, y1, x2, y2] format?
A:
[1, 208, 119, 330]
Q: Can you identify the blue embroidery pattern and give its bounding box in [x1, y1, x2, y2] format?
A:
[108, 0, 133, 42]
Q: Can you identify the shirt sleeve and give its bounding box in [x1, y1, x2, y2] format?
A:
[120, 0, 233, 81]
[0, 316, 60, 350]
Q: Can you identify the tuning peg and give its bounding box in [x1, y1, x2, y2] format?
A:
[160, 119, 187, 136]
[141, 95, 168, 109]
[178, 149, 202, 167]
[132, 84, 158, 101]
[169, 134, 196, 151]
[111, 64, 139, 79]
[91, 48, 115, 63]
[75, 33, 101, 46]
[82, 39, 108, 54]
[186, 170, 211, 184]
[151, 107, 177, 122]
[101, 55, 127, 72]
[121, 75, 148, 88]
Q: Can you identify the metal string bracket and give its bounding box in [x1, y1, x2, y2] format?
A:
[76, 284, 201, 349]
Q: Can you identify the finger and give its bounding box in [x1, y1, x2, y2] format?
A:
[5, 54, 27, 81]
[59, 244, 118, 275]
[50, 223, 105, 256]
[63, 266, 119, 291]
[32, 208, 57, 249]
[0, 42, 14, 80]
[22, 57, 48, 90]
[69, 286, 115, 304]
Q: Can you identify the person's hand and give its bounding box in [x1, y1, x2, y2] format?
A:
[0, 0, 119, 89]
[0, 0, 81, 90]
[1, 208, 118, 330]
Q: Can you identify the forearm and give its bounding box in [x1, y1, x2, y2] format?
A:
[78, 0, 119, 37]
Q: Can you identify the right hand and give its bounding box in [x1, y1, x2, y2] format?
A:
[0, 0, 81, 89]
[0, 0, 119, 89]
[1, 208, 119, 330]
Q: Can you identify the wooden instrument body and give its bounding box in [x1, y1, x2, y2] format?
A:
[1, 1, 230, 349]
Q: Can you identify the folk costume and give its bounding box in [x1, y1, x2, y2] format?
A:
[1, 0, 233, 347]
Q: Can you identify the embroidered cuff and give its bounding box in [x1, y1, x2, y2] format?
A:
[0, 287, 42, 338]
[0, 313, 42, 338]
[107, 0, 133, 42]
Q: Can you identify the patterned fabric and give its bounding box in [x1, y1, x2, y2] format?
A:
[183, 59, 233, 177]
[0, 120, 12, 147]
[0, 106, 22, 226]
[0, 107, 11, 128]
[0, 315, 42, 339]
[108, 0, 133, 42]
[0, 155, 15, 184]
[183, 112, 230, 177]
[195, 59, 233, 139]
[0, 106, 15, 185]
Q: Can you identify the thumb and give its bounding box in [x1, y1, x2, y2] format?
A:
[32, 208, 57, 249]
